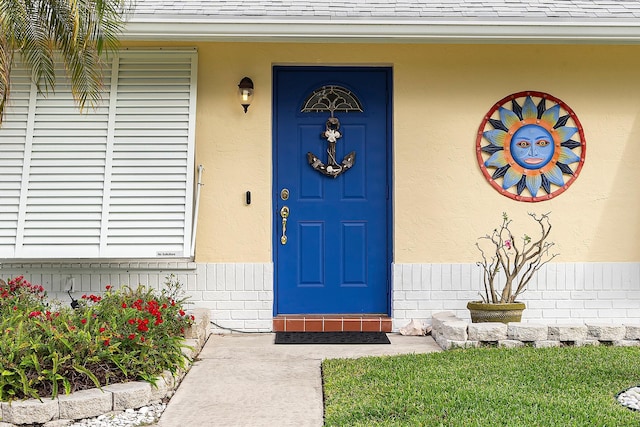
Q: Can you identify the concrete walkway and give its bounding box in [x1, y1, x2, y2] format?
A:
[156, 333, 441, 427]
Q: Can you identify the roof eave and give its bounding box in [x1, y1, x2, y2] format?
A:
[122, 19, 640, 44]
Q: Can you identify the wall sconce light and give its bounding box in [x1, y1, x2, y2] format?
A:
[238, 77, 254, 113]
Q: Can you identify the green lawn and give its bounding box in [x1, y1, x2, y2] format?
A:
[322, 346, 640, 426]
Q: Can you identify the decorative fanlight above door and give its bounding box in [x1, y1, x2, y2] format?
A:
[302, 85, 363, 178]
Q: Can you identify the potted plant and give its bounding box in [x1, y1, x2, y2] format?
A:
[469, 212, 558, 323]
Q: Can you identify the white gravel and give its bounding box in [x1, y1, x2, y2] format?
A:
[67, 403, 166, 427]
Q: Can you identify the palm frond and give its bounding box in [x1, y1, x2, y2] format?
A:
[0, 0, 133, 126]
[0, 21, 12, 125]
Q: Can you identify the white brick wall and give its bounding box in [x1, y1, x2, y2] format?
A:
[3, 261, 638, 332]
[392, 262, 640, 330]
[194, 263, 273, 332]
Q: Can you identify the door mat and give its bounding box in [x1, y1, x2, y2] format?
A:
[275, 331, 390, 345]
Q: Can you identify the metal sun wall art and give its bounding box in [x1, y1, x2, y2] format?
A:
[476, 91, 586, 202]
[302, 85, 363, 178]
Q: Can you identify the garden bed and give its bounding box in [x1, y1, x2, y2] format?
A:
[0, 308, 208, 426]
[0, 275, 210, 426]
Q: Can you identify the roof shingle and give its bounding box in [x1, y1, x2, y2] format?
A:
[124, 0, 640, 43]
[131, 0, 640, 20]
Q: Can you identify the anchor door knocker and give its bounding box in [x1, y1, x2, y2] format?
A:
[301, 85, 363, 179]
[307, 117, 355, 178]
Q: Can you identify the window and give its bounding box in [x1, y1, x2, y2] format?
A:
[0, 50, 197, 259]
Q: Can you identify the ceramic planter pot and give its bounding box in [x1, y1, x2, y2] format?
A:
[467, 301, 526, 324]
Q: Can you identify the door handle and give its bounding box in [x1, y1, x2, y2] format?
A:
[280, 206, 290, 245]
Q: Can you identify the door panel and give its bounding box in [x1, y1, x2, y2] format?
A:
[274, 66, 391, 315]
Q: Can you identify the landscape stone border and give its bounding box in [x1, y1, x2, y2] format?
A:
[0, 308, 210, 427]
[432, 311, 640, 350]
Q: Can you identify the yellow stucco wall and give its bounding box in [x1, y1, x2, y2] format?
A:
[128, 42, 640, 264]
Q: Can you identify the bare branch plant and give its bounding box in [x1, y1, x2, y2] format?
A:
[476, 212, 558, 304]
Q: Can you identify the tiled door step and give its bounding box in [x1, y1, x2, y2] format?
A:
[273, 315, 391, 332]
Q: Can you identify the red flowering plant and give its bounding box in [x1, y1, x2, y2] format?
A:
[0, 275, 47, 311]
[84, 276, 195, 380]
[0, 274, 194, 402]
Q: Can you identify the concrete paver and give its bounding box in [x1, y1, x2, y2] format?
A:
[156, 333, 441, 427]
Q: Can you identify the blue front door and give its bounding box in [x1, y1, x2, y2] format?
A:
[273, 66, 392, 315]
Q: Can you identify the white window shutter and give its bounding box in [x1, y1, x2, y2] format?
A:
[105, 52, 196, 258]
[17, 66, 110, 258]
[0, 66, 31, 258]
[0, 50, 197, 259]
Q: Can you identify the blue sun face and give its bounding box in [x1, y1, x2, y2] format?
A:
[510, 125, 554, 170]
[476, 92, 586, 202]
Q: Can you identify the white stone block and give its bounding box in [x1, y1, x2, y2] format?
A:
[182, 339, 199, 359]
[547, 324, 588, 341]
[431, 311, 457, 339]
[149, 371, 177, 402]
[1, 398, 58, 424]
[148, 379, 170, 403]
[184, 307, 211, 347]
[468, 322, 507, 341]
[624, 325, 640, 340]
[534, 340, 560, 348]
[58, 388, 112, 420]
[435, 335, 449, 350]
[441, 320, 468, 341]
[508, 323, 548, 341]
[193, 307, 210, 324]
[498, 340, 524, 348]
[104, 381, 151, 411]
[436, 337, 469, 350]
[586, 323, 626, 341]
[614, 340, 640, 347]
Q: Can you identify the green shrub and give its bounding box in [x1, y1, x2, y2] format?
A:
[0, 274, 194, 402]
